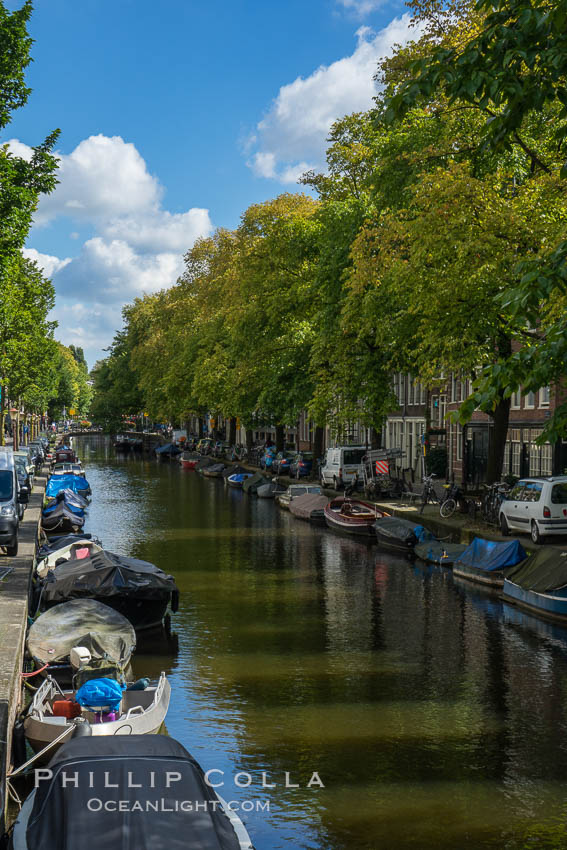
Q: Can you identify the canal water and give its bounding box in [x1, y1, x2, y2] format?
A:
[76, 436, 567, 849]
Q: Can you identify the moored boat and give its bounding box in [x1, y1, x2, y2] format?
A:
[374, 516, 435, 553]
[10, 735, 255, 850]
[179, 450, 200, 469]
[276, 484, 322, 509]
[27, 599, 136, 682]
[324, 497, 388, 537]
[24, 672, 171, 756]
[414, 541, 468, 566]
[42, 502, 85, 534]
[453, 537, 527, 587]
[155, 442, 181, 460]
[227, 472, 254, 488]
[503, 548, 567, 622]
[202, 462, 226, 478]
[242, 472, 270, 494]
[38, 549, 179, 631]
[288, 493, 329, 525]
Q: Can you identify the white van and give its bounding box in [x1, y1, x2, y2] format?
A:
[320, 446, 366, 490]
[0, 449, 23, 555]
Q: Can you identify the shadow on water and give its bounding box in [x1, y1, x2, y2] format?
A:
[74, 436, 567, 850]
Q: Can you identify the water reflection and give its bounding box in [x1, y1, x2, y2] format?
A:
[75, 437, 567, 849]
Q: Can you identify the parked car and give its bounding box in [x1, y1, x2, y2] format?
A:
[14, 456, 31, 504]
[196, 438, 213, 454]
[499, 476, 567, 544]
[272, 451, 295, 475]
[0, 449, 24, 555]
[260, 447, 277, 470]
[320, 446, 367, 490]
[289, 451, 314, 479]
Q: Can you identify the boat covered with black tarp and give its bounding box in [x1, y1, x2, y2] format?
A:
[414, 541, 468, 566]
[39, 549, 179, 630]
[10, 735, 254, 850]
[374, 516, 435, 553]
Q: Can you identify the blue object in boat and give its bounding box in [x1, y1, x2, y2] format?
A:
[76, 678, 125, 712]
[456, 537, 527, 572]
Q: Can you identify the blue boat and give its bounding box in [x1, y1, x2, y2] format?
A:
[503, 547, 567, 622]
[453, 537, 527, 587]
[227, 473, 254, 489]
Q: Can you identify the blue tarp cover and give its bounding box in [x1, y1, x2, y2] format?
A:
[155, 442, 181, 454]
[456, 537, 527, 572]
[76, 677, 125, 711]
[46, 475, 90, 498]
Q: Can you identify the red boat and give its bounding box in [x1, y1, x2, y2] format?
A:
[179, 451, 200, 469]
[324, 497, 388, 537]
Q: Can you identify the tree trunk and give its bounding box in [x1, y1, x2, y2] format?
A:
[370, 426, 381, 450]
[14, 400, 20, 451]
[245, 428, 253, 452]
[275, 424, 285, 452]
[486, 394, 511, 484]
[313, 426, 324, 465]
[228, 417, 237, 445]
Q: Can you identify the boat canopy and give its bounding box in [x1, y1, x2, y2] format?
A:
[41, 549, 179, 607]
[27, 599, 136, 666]
[505, 547, 567, 592]
[41, 503, 85, 529]
[25, 735, 245, 850]
[289, 493, 329, 519]
[456, 537, 527, 572]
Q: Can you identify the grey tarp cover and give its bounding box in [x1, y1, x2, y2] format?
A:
[242, 472, 269, 494]
[415, 542, 468, 566]
[27, 598, 136, 665]
[40, 549, 178, 605]
[24, 735, 245, 850]
[289, 493, 329, 520]
[505, 547, 567, 592]
[257, 481, 286, 498]
[41, 503, 85, 531]
[195, 456, 215, 470]
[202, 463, 226, 475]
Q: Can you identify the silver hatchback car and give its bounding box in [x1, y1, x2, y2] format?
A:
[499, 476, 567, 544]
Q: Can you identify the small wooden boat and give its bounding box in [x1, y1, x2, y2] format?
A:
[242, 472, 270, 494]
[227, 472, 254, 488]
[24, 672, 171, 757]
[324, 497, 388, 537]
[453, 537, 527, 588]
[10, 735, 254, 850]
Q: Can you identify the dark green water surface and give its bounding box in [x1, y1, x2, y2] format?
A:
[76, 437, 567, 849]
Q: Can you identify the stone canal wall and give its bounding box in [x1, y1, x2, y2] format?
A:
[0, 468, 46, 823]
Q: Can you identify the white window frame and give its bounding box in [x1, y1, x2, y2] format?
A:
[511, 390, 521, 410]
[539, 387, 550, 408]
[524, 391, 535, 410]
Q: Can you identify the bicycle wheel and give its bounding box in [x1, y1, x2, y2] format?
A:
[440, 498, 457, 519]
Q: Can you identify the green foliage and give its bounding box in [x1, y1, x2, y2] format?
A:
[426, 446, 447, 477]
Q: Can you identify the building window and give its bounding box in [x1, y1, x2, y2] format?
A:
[451, 375, 457, 403]
[524, 391, 535, 409]
[539, 386, 550, 408]
[407, 377, 414, 406]
[420, 383, 426, 405]
[511, 391, 521, 410]
[456, 424, 462, 462]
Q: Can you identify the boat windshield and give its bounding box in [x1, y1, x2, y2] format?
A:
[0, 470, 13, 501]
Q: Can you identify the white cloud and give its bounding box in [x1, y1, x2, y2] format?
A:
[7, 134, 214, 366]
[22, 248, 72, 278]
[248, 16, 417, 183]
[337, 0, 385, 16]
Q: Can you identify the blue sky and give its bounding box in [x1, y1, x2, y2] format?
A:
[4, 0, 414, 366]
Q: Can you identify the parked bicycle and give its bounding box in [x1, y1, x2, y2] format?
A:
[438, 482, 466, 518]
[419, 474, 441, 513]
[480, 481, 510, 525]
